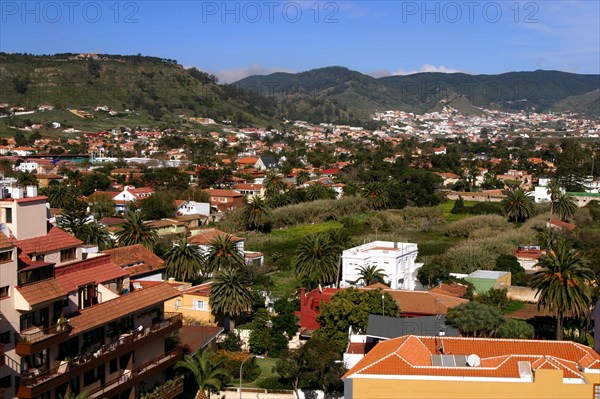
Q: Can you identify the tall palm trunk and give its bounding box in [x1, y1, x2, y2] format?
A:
[556, 310, 564, 340]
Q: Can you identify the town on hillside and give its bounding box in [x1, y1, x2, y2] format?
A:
[1, 95, 600, 399]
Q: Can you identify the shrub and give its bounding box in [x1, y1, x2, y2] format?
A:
[498, 318, 535, 339]
[446, 215, 510, 238]
[219, 331, 243, 352]
[257, 376, 293, 390]
[476, 288, 509, 310]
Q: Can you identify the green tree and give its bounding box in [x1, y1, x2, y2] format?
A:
[115, 211, 158, 250]
[165, 236, 205, 282]
[530, 240, 594, 340]
[546, 179, 561, 215]
[502, 187, 535, 223]
[554, 192, 578, 221]
[248, 308, 272, 355]
[205, 235, 245, 274]
[497, 318, 535, 339]
[293, 233, 339, 287]
[476, 288, 510, 311]
[76, 222, 112, 250]
[16, 171, 38, 187]
[43, 184, 81, 209]
[446, 302, 504, 337]
[417, 260, 451, 288]
[210, 266, 253, 330]
[295, 170, 311, 186]
[263, 171, 286, 196]
[88, 193, 115, 220]
[60, 391, 90, 399]
[57, 197, 89, 236]
[139, 190, 176, 220]
[175, 347, 230, 399]
[494, 254, 526, 286]
[361, 182, 389, 210]
[356, 265, 387, 286]
[451, 196, 465, 214]
[79, 172, 110, 196]
[242, 196, 270, 231]
[314, 288, 399, 350]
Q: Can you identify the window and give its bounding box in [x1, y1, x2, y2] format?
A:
[0, 251, 12, 262]
[5, 208, 12, 224]
[193, 299, 206, 311]
[595, 384, 600, 399]
[60, 248, 77, 262]
[0, 285, 8, 298]
[83, 366, 104, 386]
[109, 358, 118, 374]
[78, 284, 99, 309]
[0, 375, 11, 388]
[0, 330, 10, 344]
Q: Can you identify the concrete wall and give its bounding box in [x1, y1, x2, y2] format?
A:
[346, 369, 600, 399]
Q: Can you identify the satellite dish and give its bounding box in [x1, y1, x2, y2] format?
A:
[467, 354, 481, 367]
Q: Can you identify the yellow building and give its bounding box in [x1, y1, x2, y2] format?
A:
[343, 335, 600, 399]
[164, 281, 217, 326]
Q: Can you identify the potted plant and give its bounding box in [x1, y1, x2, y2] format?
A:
[56, 316, 68, 332]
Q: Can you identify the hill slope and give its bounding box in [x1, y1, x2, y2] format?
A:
[236, 67, 600, 117]
[0, 53, 279, 128]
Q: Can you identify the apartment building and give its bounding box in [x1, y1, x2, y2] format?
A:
[204, 189, 244, 213]
[341, 241, 423, 290]
[0, 189, 183, 399]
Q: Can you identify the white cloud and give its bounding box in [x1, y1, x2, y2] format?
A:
[368, 64, 464, 78]
[211, 64, 296, 83]
[393, 64, 464, 75]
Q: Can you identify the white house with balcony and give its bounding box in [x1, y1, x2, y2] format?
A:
[341, 241, 423, 290]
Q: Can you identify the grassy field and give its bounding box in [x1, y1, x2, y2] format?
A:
[242, 357, 280, 388]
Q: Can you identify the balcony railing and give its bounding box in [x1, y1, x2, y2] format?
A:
[89, 346, 183, 398]
[17, 314, 182, 398]
[15, 324, 72, 356]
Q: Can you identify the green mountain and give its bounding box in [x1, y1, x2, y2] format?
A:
[0, 53, 279, 128]
[236, 67, 600, 119]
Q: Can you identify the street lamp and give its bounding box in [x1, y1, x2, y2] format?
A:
[240, 355, 264, 399]
[382, 294, 385, 316]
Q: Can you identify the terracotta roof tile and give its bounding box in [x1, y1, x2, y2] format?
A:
[18, 227, 83, 256]
[188, 229, 243, 245]
[361, 287, 467, 315]
[17, 255, 128, 307]
[102, 244, 165, 277]
[0, 231, 16, 250]
[68, 282, 181, 335]
[344, 335, 600, 382]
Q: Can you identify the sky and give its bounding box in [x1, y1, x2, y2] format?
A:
[0, 0, 599, 82]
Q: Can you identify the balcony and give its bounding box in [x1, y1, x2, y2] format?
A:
[17, 314, 182, 399]
[15, 324, 72, 356]
[138, 377, 184, 399]
[89, 346, 182, 398]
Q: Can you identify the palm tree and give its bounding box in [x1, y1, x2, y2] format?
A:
[210, 266, 253, 330]
[165, 236, 205, 281]
[529, 240, 594, 340]
[554, 192, 577, 221]
[242, 196, 270, 231]
[362, 182, 389, 210]
[76, 222, 112, 250]
[546, 178, 561, 215]
[502, 187, 535, 222]
[44, 183, 80, 209]
[293, 233, 339, 286]
[205, 235, 245, 274]
[357, 265, 388, 286]
[115, 211, 158, 250]
[175, 347, 230, 399]
[263, 171, 286, 196]
[295, 170, 311, 186]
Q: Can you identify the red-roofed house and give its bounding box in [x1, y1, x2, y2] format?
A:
[295, 287, 341, 333]
[343, 335, 600, 399]
[204, 189, 244, 212]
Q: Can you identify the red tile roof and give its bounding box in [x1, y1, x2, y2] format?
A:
[17, 227, 83, 256]
[188, 229, 243, 245]
[548, 218, 576, 231]
[102, 244, 165, 277]
[67, 282, 181, 335]
[361, 287, 467, 315]
[17, 254, 129, 306]
[0, 231, 16, 250]
[344, 335, 600, 381]
[205, 189, 243, 198]
[179, 325, 224, 352]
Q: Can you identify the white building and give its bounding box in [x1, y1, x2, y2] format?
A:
[176, 200, 210, 216]
[341, 241, 423, 290]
